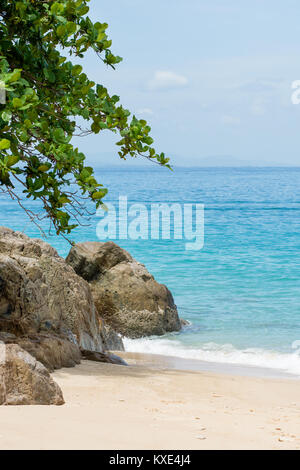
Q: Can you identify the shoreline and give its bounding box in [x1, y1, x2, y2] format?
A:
[0, 353, 300, 450]
[118, 351, 300, 380]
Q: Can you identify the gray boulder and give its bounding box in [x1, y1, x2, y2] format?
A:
[0, 227, 105, 353]
[66, 241, 181, 339]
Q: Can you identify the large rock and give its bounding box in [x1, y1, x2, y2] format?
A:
[0, 332, 81, 372]
[0, 343, 64, 405]
[66, 242, 181, 339]
[0, 227, 105, 354]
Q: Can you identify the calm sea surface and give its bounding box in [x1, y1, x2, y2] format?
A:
[2, 166, 300, 375]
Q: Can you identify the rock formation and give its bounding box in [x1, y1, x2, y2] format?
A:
[0, 228, 182, 406]
[0, 343, 64, 405]
[0, 227, 105, 350]
[66, 241, 181, 339]
[0, 227, 124, 373]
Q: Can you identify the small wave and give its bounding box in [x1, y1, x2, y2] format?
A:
[123, 337, 300, 377]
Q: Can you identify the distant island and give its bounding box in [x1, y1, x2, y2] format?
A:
[85, 152, 300, 168]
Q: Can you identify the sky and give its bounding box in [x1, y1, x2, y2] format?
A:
[73, 0, 300, 166]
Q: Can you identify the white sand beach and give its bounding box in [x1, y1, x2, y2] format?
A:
[0, 353, 300, 450]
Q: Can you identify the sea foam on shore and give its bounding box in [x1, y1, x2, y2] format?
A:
[123, 337, 300, 378]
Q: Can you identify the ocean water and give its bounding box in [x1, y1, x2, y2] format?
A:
[2, 166, 300, 376]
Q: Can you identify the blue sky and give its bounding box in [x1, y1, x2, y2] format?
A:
[73, 0, 300, 166]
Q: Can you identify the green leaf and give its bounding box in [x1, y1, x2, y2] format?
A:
[7, 155, 20, 167]
[56, 25, 66, 38]
[24, 119, 32, 128]
[92, 189, 108, 200]
[97, 32, 106, 42]
[12, 97, 23, 108]
[91, 122, 101, 134]
[1, 110, 12, 122]
[43, 68, 56, 83]
[38, 165, 50, 172]
[7, 69, 22, 83]
[59, 195, 71, 204]
[51, 2, 64, 15]
[66, 22, 77, 35]
[19, 130, 29, 142]
[33, 179, 44, 191]
[0, 139, 10, 150]
[71, 65, 83, 76]
[53, 128, 66, 143]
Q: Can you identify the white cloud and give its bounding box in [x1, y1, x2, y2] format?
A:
[147, 70, 188, 91]
[221, 115, 241, 125]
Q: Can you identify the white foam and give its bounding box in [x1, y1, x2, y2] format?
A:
[123, 337, 300, 377]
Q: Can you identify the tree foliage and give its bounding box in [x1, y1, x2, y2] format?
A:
[0, 0, 170, 236]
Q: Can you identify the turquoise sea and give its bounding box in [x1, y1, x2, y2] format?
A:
[2, 166, 300, 376]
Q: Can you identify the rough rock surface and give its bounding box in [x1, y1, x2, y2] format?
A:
[0, 343, 64, 405]
[0, 227, 105, 352]
[0, 332, 81, 372]
[66, 241, 181, 339]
